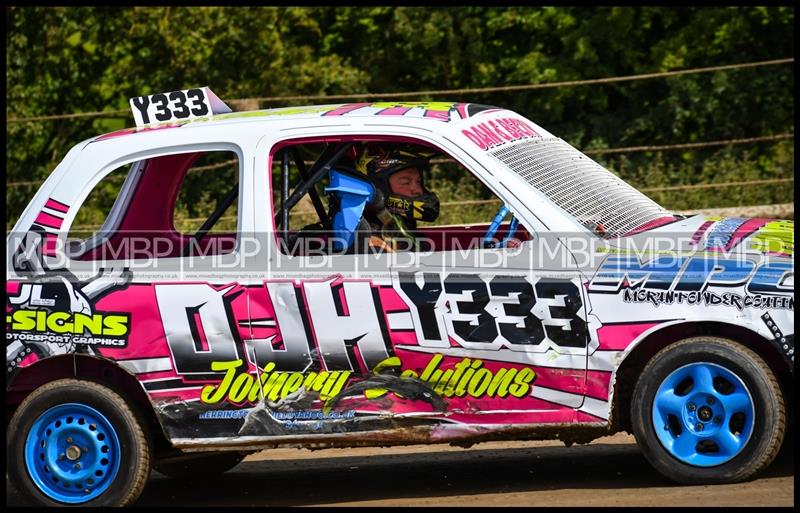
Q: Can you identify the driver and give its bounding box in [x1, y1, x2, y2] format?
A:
[355, 144, 440, 252]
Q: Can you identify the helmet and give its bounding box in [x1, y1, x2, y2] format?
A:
[355, 145, 440, 224]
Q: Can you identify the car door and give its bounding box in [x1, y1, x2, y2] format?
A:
[387, 137, 596, 425]
[243, 128, 596, 437]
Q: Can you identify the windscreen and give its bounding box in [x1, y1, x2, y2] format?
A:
[490, 137, 673, 237]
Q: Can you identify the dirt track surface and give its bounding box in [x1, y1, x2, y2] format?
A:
[6, 433, 794, 507]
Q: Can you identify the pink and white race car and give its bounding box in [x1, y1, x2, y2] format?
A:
[6, 88, 794, 505]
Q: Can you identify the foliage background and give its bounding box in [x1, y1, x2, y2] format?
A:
[6, 6, 794, 231]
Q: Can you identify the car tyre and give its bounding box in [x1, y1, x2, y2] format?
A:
[154, 452, 247, 478]
[631, 337, 785, 484]
[7, 378, 152, 506]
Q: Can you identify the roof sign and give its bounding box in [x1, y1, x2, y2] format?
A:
[129, 87, 232, 127]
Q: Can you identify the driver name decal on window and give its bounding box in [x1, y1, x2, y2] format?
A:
[461, 116, 541, 151]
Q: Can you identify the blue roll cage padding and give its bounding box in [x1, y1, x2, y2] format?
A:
[325, 169, 375, 251]
[483, 204, 519, 248]
[503, 216, 520, 247]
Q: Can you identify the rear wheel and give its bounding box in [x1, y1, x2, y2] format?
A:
[631, 337, 785, 484]
[7, 379, 152, 506]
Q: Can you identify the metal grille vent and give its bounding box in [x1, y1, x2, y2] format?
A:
[491, 138, 671, 237]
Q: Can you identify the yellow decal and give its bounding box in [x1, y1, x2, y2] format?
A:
[751, 220, 794, 256]
[200, 360, 351, 405]
[364, 354, 536, 401]
[7, 309, 130, 337]
[387, 197, 411, 211]
[363, 356, 402, 398]
[412, 201, 425, 219]
[370, 102, 455, 113]
[254, 106, 342, 117]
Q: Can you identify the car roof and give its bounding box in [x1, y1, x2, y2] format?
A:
[94, 102, 502, 141]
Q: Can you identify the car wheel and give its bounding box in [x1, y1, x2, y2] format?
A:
[154, 452, 247, 478]
[7, 379, 152, 506]
[631, 337, 785, 484]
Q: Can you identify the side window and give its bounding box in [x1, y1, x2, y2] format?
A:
[68, 163, 135, 242]
[69, 149, 240, 261]
[270, 143, 332, 235]
[269, 139, 531, 255]
[174, 153, 239, 235]
[427, 156, 504, 226]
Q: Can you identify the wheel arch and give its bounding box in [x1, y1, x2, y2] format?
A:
[608, 320, 793, 434]
[6, 355, 173, 455]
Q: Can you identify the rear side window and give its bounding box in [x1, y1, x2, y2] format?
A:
[68, 163, 135, 241]
[174, 153, 239, 235]
[69, 149, 240, 261]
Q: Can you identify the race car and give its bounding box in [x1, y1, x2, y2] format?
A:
[6, 88, 794, 506]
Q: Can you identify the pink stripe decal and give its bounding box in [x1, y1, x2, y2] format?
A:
[585, 370, 613, 401]
[93, 284, 169, 360]
[596, 322, 662, 351]
[337, 284, 350, 316]
[193, 311, 210, 351]
[423, 109, 450, 121]
[689, 220, 716, 246]
[378, 287, 410, 311]
[19, 353, 41, 367]
[724, 218, 769, 251]
[6, 281, 22, 297]
[322, 103, 371, 117]
[376, 106, 412, 116]
[388, 331, 418, 345]
[148, 388, 205, 402]
[42, 233, 58, 256]
[456, 103, 469, 119]
[531, 366, 586, 395]
[34, 211, 63, 229]
[45, 198, 70, 213]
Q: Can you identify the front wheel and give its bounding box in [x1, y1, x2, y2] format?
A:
[7, 379, 152, 506]
[631, 337, 785, 484]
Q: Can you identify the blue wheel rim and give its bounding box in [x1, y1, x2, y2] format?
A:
[24, 403, 122, 503]
[651, 362, 755, 467]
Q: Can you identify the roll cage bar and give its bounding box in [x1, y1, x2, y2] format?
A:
[273, 142, 353, 241]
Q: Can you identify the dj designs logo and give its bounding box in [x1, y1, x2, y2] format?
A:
[6, 272, 133, 366]
[7, 227, 133, 370]
[7, 282, 130, 338]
